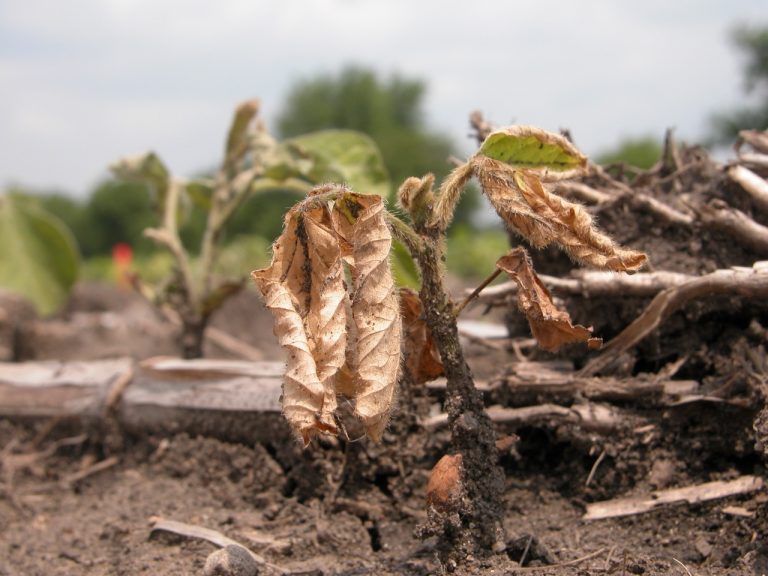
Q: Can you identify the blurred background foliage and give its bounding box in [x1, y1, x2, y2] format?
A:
[709, 25, 768, 144]
[5, 22, 767, 302]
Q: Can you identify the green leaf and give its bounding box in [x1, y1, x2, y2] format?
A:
[0, 193, 80, 315]
[283, 130, 391, 197]
[390, 239, 420, 290]
[110, 152, 171, 214]
[478, 126, 587, 172]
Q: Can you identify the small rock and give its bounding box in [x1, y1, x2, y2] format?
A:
[648, 459, 675, 489]
[203, 545, 259, 576]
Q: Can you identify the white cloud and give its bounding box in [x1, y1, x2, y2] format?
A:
[0, 0, 765, 194]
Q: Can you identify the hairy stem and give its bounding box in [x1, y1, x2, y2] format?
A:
[411, 221, 505, 557]
[385, 211, 425, 257]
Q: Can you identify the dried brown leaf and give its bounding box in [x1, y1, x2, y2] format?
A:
[399, 288, 444, 384]
[252, 205, 347, 444]
[337, 194, 402, 441]
[474, 156, 647, 272]
[254, 191, 401, 443]
[496, 248, 602, 352]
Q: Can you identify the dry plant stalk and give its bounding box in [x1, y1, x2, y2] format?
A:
[252, 190, 401, 444]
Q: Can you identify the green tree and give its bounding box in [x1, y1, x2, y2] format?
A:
[81, 180, 157, 256]
[277, 67, 479, 227]
[595, 136, 662, 170]
[710, 24, 768, 143]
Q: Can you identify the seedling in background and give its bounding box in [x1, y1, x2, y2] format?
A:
[111, 100, 391, 358]
[254, 126, 646, 563]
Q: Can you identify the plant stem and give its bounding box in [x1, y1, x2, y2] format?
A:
[385, 211, 425, 257]
[454, 268, 503, 316]
[199, 193, 224, 298]
[161, 181, 197, 305]
[412, 223, 505, 557]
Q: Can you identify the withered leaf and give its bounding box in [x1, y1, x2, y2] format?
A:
[341, 194, 402, 442]
[252, 205, 347, 444]
[496, 248, 602, 352]
[253, 191, 401, 443]
[399, 288, 444, 384]
[474, 156, 647, 273]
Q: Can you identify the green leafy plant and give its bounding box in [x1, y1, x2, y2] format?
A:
[0, 192, 79, 315]
[111, 100, 391, 358]
[253, 124, 647, 563]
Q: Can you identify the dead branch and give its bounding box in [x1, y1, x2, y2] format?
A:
[737, 152, 768, 172]
[625, 192, 695, 225]
[60, 456, 120, 488]
[552, 182, 612, 205]
[580, 262, 768, 376]
[583, 475, 764, 520]
[424, 402, 631, 433]
[149, 517, 272, 568]
[470, 269, 697, 305]
[662, 127, 683, 174]
[588, 161, 696, 225]
[736, 129, 768, 155]
[728, 165, 768, 215]
[206, 326, 265, 361]
[493, 360, 698, 403]
[469, 110, 494, 145]
[699, 200, 768, 254]
[513, 547, 607, 573]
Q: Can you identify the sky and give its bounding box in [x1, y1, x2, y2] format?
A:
[0, 0, 766, 197]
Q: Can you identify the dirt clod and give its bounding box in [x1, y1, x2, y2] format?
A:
[203, 545, 259, 576]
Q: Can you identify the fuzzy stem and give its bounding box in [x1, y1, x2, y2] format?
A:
[411, 220, 504, 556]
[384, 212, 425, 258]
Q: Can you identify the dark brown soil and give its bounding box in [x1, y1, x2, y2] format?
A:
[1, 279, 766, 576]
[1, 384, 765, 576]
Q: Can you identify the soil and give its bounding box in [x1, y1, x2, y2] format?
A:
[2, 142, 768, 575]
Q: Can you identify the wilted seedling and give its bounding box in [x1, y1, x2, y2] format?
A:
[111, 100, 391, 358]
[254, 124, 647, 561]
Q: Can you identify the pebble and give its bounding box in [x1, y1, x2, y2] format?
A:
[203, 545, 259, 576]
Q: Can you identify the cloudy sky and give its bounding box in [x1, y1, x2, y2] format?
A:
[1, 0, 765, 196]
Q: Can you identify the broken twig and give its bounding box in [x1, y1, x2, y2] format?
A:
[729, 165, 768, 215]
[583, 475, 764, 520]
[581, 262, 768, 376]
[149, 516, 281, 572]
